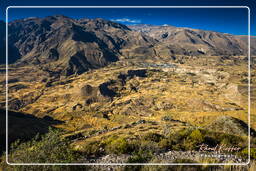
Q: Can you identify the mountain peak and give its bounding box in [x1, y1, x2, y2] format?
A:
[5, 15, 154, 75]
[3, 15, 256, 76]
[48, 14, 70, 19]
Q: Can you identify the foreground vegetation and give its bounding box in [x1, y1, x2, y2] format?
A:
[1, 128, 84, 170]
[1, 125, 255, 170]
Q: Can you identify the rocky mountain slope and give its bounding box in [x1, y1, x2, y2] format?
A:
[0, 16, 255, 165]
[1, 16, 255, 77]
[129, 24, 255, 56]
[0, 21, 5, 64]
[6, 15, 155, 76]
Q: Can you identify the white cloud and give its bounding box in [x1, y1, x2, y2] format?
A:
[162, 24, 169, 26]
[111, 18, 141, 24]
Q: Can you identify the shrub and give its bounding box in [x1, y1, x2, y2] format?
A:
[219, 134, 243, 146]
[189, 129, 204, 143]
[251, 148, 256, 159]
[9, 127, 79, 163]
[143, 132, 164, 142]
[6, 127, 84, 171]
[105, 137, 136, 154]
[168, 128, 247, 152]
[128, 150, 153, 163]
[203, 136, 219, 147]
[158, 138, 173, 150]
[239, 147, 256, 159]
[140, 139, 159, 154]
[170, 128, 192, 143]
[82, 140, 103, 156]
[172, 143, 186, 151]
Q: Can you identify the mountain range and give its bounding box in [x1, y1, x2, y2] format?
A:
[130, 24, 255, 56]
[0, 15, 255, 165]
[0, 15, 255, 76]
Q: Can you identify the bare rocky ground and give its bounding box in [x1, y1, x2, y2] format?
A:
[86, 151, 245, 163]
[84, 151, 246, 171]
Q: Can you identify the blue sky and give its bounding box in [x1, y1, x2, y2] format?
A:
[6, 8, 249, 35]
[0, 0, 255, 35]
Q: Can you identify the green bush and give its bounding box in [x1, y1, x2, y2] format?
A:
[167, 128, 246, 152]
[9, 127, 79, 163]
[189, 129, 204, 143]
[172, 128, 192, 143]
[158, 138, 173, 150]
[168, 128, 193, 150]
[105, 137, 136, 154]
[82, 140, 103, 156]
[178, 129, 205, 150]
[143, 132, 164, 142]
[219, 134, 243, 146]
[250, 148, 256, 159]
[128, 150, 153, 163]
[239, 147, 256, 159]
[5, 127, 84, 171]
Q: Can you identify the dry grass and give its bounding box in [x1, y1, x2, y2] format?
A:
[0, 56, 255, 163]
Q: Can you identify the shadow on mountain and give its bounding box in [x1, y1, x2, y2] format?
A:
[0, 108, 64, 155]
[0, 21, 5, 64]
[8, 44, 21, 64]
[0, 20, 22, 65]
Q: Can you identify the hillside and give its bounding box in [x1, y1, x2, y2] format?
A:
[6, 16, 155, 76]
[0, 16, 255, 165]
[129, 24, 255, 56]
[0, 16, 255, 77]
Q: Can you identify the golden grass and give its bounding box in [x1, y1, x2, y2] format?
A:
[1, 56, 255, 153]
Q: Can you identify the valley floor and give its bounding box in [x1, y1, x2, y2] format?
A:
[0, 55, 255, 168]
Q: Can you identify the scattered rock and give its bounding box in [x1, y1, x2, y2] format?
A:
[72, 103, 83, 111]
[161, 116, 172, 121]
[206, 115, 255, 136]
